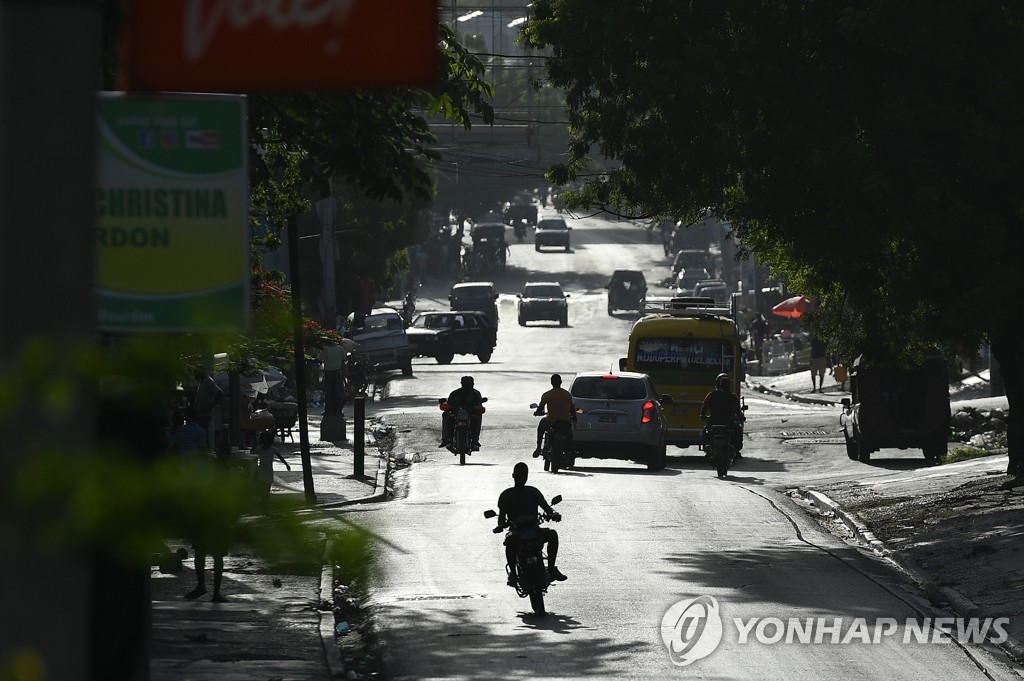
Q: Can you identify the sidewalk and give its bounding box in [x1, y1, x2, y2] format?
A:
[150, 408, 389, 681]
[751, 368, 1024, 664]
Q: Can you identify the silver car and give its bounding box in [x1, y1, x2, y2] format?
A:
[569, 371, 672, 470]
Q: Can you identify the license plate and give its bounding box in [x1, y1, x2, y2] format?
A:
[672, 407, 689, 416]
[599, 414, 617, 423]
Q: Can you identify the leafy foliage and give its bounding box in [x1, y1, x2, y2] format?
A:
[525, 0, 1024, 366]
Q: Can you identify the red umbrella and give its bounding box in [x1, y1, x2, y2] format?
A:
[772, 295, 815, 319]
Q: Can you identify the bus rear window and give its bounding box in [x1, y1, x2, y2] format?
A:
[634, 338, 735, 372]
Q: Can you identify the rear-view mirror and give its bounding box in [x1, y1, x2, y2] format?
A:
[483, 509, 496, 519]
[551, 495, 562, 506]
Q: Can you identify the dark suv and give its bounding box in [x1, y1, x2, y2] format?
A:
[449, 281, 499, 325]
[517, 281, 569, 326]
[606, 269, 647, 314]
[406, 311, 497, 364]
[840, 350, 950, 462]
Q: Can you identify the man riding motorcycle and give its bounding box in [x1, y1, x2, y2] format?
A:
[439, 375, 484, 451]
[532, 373, 575, 458]
[699, 372, 745, 457]
[494, 462, 567, 586]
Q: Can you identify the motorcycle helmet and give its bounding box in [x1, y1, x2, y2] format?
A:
[461, 375, 474, 389]
[715, 373, 731, 391]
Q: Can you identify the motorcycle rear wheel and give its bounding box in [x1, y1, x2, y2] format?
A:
[716, 449, 729, 478]
[529, 590, 546, 616]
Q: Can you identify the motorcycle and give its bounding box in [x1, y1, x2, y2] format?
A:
[513, 220, 527, 242]
[531, 404, 576, 473]
[705, 423, 736, 478]
[439, 397, 487, 465]
[343, 351, 370, 400]
[483, 495, 562, 616]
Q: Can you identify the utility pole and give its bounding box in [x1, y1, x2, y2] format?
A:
[0, 4, 100, 680]
[287, 215, 317, 505]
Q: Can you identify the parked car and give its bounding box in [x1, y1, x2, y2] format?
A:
[449, 281, 499, 325]
[674, 267, 711, 295]
[341, 307, 413, 376]
[570, 371, 673, 470]
[535, 216, 571, 252]
[840, 350, 950, 463]
[517, 281, 569, 326]
[606, 269, 647, 314]
[406, 310, 497, 364]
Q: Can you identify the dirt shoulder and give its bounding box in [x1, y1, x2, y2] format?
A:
[804, 462, 1024, 646]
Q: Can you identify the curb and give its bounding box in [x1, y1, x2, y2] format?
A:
[320, 540, 346, 679]
[315, 445, 396, 678]
[798, 487, 1024, 664]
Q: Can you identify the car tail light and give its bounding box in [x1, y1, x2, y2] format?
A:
[642, 400, 655, 424]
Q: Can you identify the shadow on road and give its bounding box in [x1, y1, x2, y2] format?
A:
[374, 603, 652, 678]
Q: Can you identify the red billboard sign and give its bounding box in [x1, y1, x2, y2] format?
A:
[120, 0, 438, 92]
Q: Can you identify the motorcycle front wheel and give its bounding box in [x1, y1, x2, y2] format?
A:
[525, 563, 547, 615]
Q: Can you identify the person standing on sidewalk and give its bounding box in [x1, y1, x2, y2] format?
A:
[749, 313, 768, 371]
[318, 341, 347, 415]
[185, 443, 242, 602]
[193, 365, 224, 453]
[252, 430, 290, 514]
[810, 333, 830, 393]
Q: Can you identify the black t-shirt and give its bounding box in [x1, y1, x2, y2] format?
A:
[702, 389, 741, 426]
[498, 485, 548, 525]
[447, 386, 483, 409]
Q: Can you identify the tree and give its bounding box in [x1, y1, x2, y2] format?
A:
[525, 0, 1024, 472]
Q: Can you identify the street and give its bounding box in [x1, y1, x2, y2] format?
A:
[346, 213, 1018, 679]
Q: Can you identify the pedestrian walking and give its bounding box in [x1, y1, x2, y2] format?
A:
[252, 430, 290, 515]
[660, 220, 673, 257]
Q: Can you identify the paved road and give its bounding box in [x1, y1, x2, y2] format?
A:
[353, 214, 1020, 679]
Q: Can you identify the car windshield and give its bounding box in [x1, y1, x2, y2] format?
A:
[412, 314, 454, 329]
[357, 315, 403, 332]
[572, 376, 647, 400]
[537, 220, 565, 231]
[454, 287, 491, 301]
[524, 285, 563, 298]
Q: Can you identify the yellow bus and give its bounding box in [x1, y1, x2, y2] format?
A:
[619, 297, 743, 449]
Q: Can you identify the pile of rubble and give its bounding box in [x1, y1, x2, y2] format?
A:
[951, 405, 1008, 449]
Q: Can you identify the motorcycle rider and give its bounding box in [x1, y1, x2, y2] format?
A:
[439, 375, 484, 451]
[699, 372, 745, 457]
[494, 462, 567, 586]
[533, 373, 575, 458]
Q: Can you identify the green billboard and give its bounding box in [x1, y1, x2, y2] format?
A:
[96, 93, 248, 332]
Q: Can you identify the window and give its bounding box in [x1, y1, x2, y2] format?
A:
[571, 377, 647, 400]
[634, 338, 736, 376]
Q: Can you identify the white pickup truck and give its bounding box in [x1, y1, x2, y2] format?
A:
[342, 307, 413, 376]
